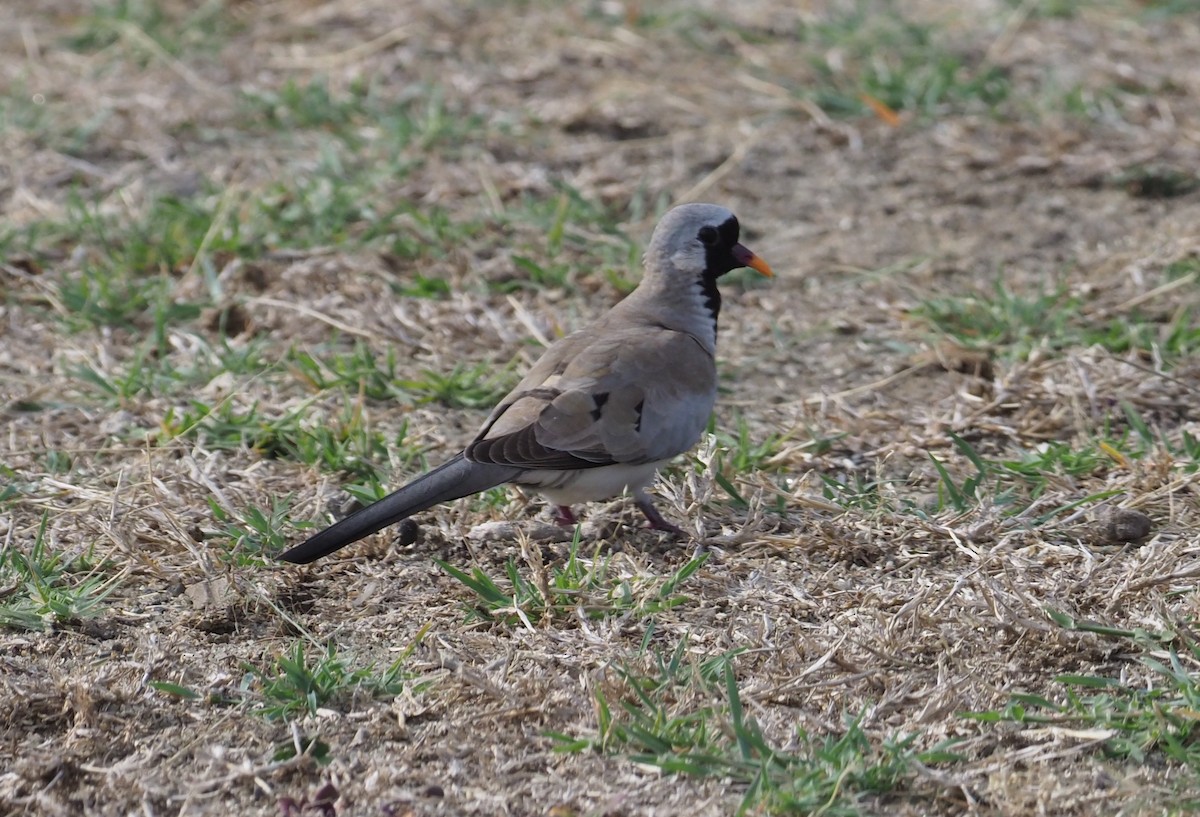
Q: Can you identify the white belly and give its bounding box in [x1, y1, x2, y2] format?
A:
[516, 461, 666, 505]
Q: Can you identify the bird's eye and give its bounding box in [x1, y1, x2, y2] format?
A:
[697, 226, 718, 246]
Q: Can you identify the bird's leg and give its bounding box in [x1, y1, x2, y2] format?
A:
[634, 493, 685, 536]
[553, 505, 579, 527]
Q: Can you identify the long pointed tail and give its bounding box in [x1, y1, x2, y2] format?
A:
[278, 454, 517, 564]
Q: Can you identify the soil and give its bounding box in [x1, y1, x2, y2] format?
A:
[2, 1, 1200, 815]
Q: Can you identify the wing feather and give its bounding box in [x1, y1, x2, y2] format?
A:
[465, 327, 714, 471]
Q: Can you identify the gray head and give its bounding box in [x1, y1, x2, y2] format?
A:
[639, 203, 773, 338]
[644, 203, 772, 283]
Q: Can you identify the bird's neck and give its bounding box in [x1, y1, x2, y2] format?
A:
[622, 274, 719, 352]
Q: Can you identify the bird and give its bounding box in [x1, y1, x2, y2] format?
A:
[278, 202, 773, 564]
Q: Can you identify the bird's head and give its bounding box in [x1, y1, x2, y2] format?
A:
[638, 203, 773, 338]
[645, 203, 773, 284]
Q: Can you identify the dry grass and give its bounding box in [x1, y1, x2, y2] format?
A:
[3, 0, 1200, 815]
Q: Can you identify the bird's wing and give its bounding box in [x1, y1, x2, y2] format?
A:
[467, 325, 716, 470]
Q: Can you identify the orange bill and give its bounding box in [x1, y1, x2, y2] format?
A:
[733, 243, 774, 277]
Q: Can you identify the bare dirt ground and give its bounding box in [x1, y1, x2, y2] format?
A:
[3, 1, 1200, 815]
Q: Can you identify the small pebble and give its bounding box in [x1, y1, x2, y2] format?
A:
[1101, 508, 1152, 543]
[396, 518, 421, 547]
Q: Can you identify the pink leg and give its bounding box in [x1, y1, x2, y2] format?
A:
[554, 505, 579, 527]
[635, 495, 685, 536]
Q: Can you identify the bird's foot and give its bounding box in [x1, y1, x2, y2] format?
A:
[635, 497, 686, 537]
[553, 505, 579, 527]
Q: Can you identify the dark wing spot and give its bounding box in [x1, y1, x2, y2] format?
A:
[590, 392, 610, 422]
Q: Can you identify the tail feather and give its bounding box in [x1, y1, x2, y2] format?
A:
[278, 454, 517, 564]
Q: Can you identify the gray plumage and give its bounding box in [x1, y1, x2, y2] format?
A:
[278, 202, 772, 564]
